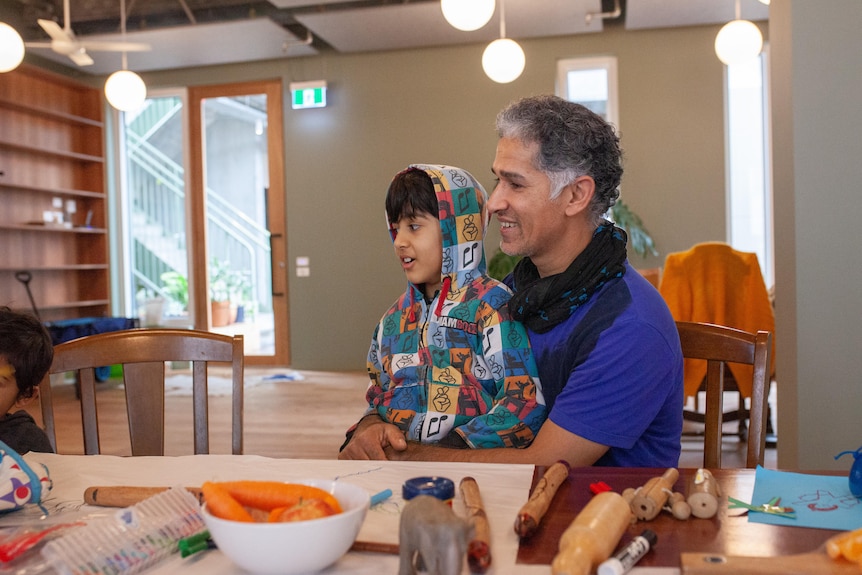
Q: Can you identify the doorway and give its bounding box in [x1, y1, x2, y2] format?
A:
[122, 80, 289, 365]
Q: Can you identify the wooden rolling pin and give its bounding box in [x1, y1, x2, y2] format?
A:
[551, 491, 632, 575]
[681, 550, 859, 574]
[460, 476, 492, 574]
[515, 461, 571, 538]
[84, 486, 203, 507]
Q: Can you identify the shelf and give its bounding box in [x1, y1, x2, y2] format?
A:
[0, 264, 108, 272]
[0, 181, 105, 199]
[0, 223, 107, 234]
[0, 65, 109, 322]
[0, 139, 104, 163]
[0, 97, 103, 128]
[22, 299, 110, 312]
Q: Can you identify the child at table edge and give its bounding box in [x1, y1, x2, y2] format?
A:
[0, 306, 55, 454]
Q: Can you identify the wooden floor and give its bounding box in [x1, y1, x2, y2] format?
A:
[26, 368, 776, 468]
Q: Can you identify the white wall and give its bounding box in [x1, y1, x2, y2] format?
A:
[771, 0, 862, 470]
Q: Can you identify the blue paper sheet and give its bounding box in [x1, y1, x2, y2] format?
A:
[749, 466, 862, 530]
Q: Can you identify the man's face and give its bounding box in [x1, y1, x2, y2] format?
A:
[489, 137, 568, 271]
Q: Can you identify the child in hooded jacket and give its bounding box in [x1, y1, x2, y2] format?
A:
[0, 307, 54, 454]
[354, 165, 546, 449]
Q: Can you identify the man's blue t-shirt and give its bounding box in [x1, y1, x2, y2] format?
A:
[511, 261, 683, 467]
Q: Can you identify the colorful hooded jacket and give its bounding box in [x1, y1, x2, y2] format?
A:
[365, 164, 546, 448]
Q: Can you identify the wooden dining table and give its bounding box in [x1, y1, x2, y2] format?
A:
[3, 453, 853, 575]
[518, 466, 853, 574]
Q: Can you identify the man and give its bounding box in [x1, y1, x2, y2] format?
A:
[339, 95, 683, 467]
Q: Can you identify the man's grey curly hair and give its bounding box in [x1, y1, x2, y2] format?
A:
[496, 95, 623, 226]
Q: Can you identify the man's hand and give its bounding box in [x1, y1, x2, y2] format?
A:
[338, 415, 407, 460]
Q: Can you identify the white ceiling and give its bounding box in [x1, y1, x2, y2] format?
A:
[293, 0, 603, 54]
[70, 18, 318, 74]
[21, 0, 770, 75]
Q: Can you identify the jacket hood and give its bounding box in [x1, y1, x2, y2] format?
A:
[388, 164, 489, 291]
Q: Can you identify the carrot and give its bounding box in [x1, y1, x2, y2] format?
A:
[267, 506, 289, 522]
[201, 481, 255, 522]
[215, 481, 343, 514]
[826, 527, 862, 562]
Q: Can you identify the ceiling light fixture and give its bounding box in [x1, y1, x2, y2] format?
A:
[0, 22, 25, 73]
[714, 0, 763, 66]
[481, 0, 524, 84]
[441, 0, 495, 32]
[104, 0, 146, 111]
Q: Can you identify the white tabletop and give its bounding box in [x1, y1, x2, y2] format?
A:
[9, 453, 676, 575]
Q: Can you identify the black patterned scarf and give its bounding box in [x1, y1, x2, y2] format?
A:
[509, 221, 628, 333]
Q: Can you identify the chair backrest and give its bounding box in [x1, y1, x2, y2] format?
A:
[676, 321, 772, 469]
[39, 328, 244, 456]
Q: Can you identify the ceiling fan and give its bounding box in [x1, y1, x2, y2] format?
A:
[24, 0, 151, 67]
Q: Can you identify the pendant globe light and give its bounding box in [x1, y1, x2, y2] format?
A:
[0, 22, 25, 73]
[104, 0, 147, 111]
[482, 0, 524, 84]
[105, 68, 146, 111]
[441, 0, 495, 32]
[715, 0, 763, 66]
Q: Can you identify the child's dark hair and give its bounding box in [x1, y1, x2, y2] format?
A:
[0, 307, 53, 399]
[385, 167, 439, 222]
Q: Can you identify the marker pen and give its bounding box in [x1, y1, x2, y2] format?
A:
[370, 488, 393, 507]
[597, 529, 657, 575]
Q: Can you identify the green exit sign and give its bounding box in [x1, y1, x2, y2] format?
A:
[290, 81, 327, 109]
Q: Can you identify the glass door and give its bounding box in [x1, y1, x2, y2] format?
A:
[189, 81, 288, 364]
[123, 92, 193, 330]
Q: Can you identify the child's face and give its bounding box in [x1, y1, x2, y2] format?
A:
[0, 360, 22, 415]
[390, 212, 443, 300]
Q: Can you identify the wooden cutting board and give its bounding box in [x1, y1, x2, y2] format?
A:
[681, 550, 859, 574]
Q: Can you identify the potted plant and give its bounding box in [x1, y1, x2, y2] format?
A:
[487, 199, 658, 281]
[210, 258, 251, 326]
[135, 287, 165, 327]
[610, 199, 658, 259]
[209, 258, 232, 326]
[160, 271, 189, 316]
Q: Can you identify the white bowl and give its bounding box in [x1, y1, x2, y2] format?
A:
[202, 479, 370, 575]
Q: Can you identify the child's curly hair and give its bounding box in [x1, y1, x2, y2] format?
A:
[0, 307, 53, 399]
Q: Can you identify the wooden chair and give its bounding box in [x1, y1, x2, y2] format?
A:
[39, 328, 244, 456]
[676, 321, 772, 469]
[660, 243, 776, 440]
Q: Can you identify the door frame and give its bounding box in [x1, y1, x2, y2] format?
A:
[187, 80, 289, 365]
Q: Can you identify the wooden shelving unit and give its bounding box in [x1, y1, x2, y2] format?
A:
[0, 65, 110, 322]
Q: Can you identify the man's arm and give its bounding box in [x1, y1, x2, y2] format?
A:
[385, 418, 608, 467]
[338, 414, 407, 460]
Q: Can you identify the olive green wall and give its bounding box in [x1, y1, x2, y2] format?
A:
[130, 22, 743, 371]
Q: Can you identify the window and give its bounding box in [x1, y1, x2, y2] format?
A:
[556, 56, 618, 127]
[726, 49, 773, 288]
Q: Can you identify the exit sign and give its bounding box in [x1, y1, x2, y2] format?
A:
[290, 81, 327, 109]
